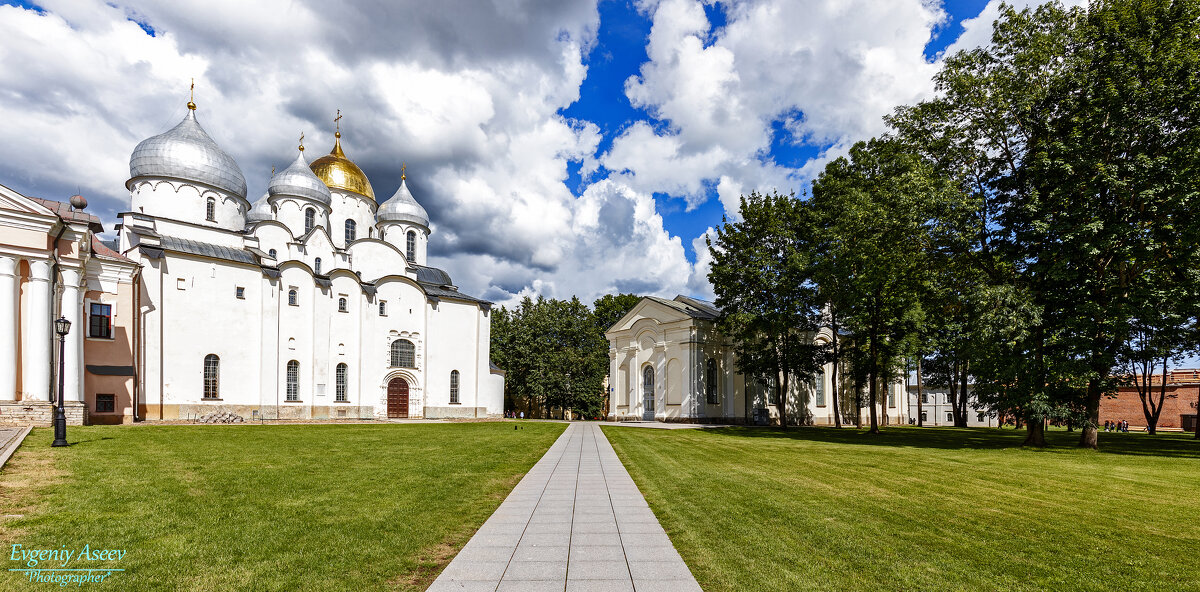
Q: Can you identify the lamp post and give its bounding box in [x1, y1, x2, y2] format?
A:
[52, 316, 70, 447]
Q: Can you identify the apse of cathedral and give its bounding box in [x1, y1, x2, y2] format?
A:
[114, 98, 505, 422]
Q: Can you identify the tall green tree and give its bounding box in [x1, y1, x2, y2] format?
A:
[809, 138, 944, 433]
[890, 0, 1200, 448]
[708, 191, 829, 427]
[593, 293, 643, 336]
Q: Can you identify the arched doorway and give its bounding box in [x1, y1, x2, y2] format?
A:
[387, 377, 409, 418]
[642, 365, 655, 421]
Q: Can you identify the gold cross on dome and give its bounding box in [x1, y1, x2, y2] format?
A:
[334, 109, 342, 134]
[187, 78, 196, 110]
[299, 132, 305, 152]
[401, 162, 406, 180]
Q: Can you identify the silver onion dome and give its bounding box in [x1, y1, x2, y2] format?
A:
[246, 192, 274, 223]
[128, 109, 248, 199]
[377, 177, 429, 228]
[268, 151, 332, 205]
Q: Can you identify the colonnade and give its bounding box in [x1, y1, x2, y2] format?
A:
[0, 255, 84, 402]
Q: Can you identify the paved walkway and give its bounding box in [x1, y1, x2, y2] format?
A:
[429, 422, 700, 592]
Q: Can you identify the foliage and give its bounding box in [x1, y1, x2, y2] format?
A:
[593, 293, 643, 337]
[707, 191, 829, 426]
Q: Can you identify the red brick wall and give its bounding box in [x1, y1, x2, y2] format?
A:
[1101, 384, 1200, 429]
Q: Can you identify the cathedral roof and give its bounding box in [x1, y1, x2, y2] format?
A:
[246, 192, 274, 223]
[269, 151, 332, 205]
[377, 177, 429, 228]
[128, 106, 247, 199]
[309, 134, 375, 199]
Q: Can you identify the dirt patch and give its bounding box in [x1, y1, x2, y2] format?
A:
[388, 533, 472, 591]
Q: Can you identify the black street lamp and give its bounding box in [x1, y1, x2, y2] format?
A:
[52, 316, 70, 447]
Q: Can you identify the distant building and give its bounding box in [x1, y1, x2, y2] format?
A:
[0, 185, 139, 425]
[604, 295, 908, 425]
[1101, 370, 1200, 431]
[904, 384, 993, 427]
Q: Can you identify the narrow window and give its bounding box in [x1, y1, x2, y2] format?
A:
[203, 354, 220, 399]
[379, 300, 387, 316]
[888, 387, 896, 408]
[338, 297, 348, 312]
[946, 412, 953, 423]
[921, 411, 928, 422]
[88, 303, 112, 339]
[286, 360, 300, 401]
[977, 412, 985, 422]
[268, 248, 277, 259]
[95, 394, 115, 413]
[450, 370, 460, 404]
[406, 230, 416, 263]
[345, 219, 356, 243]
[705, 358, 717, 404]
[304, 208, 316, 234]
[206, 197, 216, 221]
[336, 363, 348, 402]
[390, 339, 415, 368]
[314, 257, 322, 274]
[235, 287, 245, 299]
[288, 288, 298, 306]
[815, 371, 825, 407]
[920, 392, 928, 404]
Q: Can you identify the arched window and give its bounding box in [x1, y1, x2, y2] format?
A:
[406, 230, 416, 263]
[642, 365, 655, 417]
[304, 207, 316, 234]
[203, 354, 219, 399]
[206, 197, 216, 221]
[314, 257, 322, 274]
[450, 370, 460, 404]
[705, 358, 718, 404]
[390, 339, 415, 368]
[268, 248, 277, 259]
[338, 297, 348, 312]
[286, 360, 300, 401]
[815, 371, 826, 407]
[345, 219, 356, 244]
[335, 363, 348, 402]
[288, 288, 298, 306]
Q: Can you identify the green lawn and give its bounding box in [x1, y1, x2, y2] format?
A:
[603, 425, 1200, 592]
[0, 422, 564, 591]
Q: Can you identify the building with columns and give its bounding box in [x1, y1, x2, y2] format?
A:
[605, 295, 908, 425]
[0, 184, 139, 425]
[116, 99, 503, 421]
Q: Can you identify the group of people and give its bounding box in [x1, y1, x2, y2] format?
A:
[1104, 419, 1130, 432]
[503, 410, 525, 419]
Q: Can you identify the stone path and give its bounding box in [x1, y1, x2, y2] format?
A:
[429, 422, 701, 592]
[0, 426, 32, 471]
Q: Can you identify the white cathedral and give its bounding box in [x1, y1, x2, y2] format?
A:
[117, 99, 504, 421]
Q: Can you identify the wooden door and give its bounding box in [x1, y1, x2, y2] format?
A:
[387, 377, 409, 418]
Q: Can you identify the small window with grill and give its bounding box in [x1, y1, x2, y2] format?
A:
[236, 287, 245, 299]
[379, 301, 387, 316]
[96, 394, 115, 413]
[338, 297, 348, 312]
[288, 288, 298, 306]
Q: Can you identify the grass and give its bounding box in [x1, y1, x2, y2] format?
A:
[602, 425, 1200, 592]
[0, 421, 565, 591]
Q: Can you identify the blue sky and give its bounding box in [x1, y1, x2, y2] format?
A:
[0, 0, 1046, 305]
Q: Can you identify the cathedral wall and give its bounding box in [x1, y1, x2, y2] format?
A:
[278, 266, 318, 411]
[346, 241, 407, 281]
[329, 191, 377, 248]
[379, 223, 428, 265]
[271, 196, 330, 239]
[130, 180, 245, 232]
[422, 298, 488, 418]
[158, 254, 265, 415]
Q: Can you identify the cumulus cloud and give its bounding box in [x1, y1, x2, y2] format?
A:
[0, 0, 1061, 308]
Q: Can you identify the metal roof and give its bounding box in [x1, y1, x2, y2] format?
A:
[412, 264, 453, 286]
[158, 235, 258, 265]
[645, 295, 721, 321]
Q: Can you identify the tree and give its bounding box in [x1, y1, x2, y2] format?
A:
[889, 0, 1200, 448]
[593, 293, 642, 336]
[708, 191, 829, 428]
[810, 138, 943, 433]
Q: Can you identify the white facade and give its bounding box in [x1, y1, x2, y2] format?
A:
[906, 386, 994, 427]
[606, 295, 908, 425]
[116, 103, 503, 420]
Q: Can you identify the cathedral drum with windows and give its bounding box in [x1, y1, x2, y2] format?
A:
[118, 100, 504, 420]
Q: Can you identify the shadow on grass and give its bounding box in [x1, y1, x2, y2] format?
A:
[701, 425, 1200, 459]
[62, 436, 115, 447]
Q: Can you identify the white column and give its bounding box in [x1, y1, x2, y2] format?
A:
[0, 257, 17, 400]
[61, 268, 84, 402]
[22, 260, 52, 401]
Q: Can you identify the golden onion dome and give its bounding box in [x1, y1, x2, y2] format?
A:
[309, 132, 375, 199]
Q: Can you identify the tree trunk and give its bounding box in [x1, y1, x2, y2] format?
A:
[831, 316, 842, 428]
[957, 359, 970, 427]
[916, 357, 923, 427]
[1195, 386, 1200, 439]
[777, 367, 788, 429]
[868, 326, 879, 434]
[1023, 418, 1046, 447]
[1078, 378, 1100, 449]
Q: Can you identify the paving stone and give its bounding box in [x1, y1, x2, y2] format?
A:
[512, 545, 569, 563]
[566, 580, 636, 592]
[502, 560, 567, 581]
[567, 559, 632, 580]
